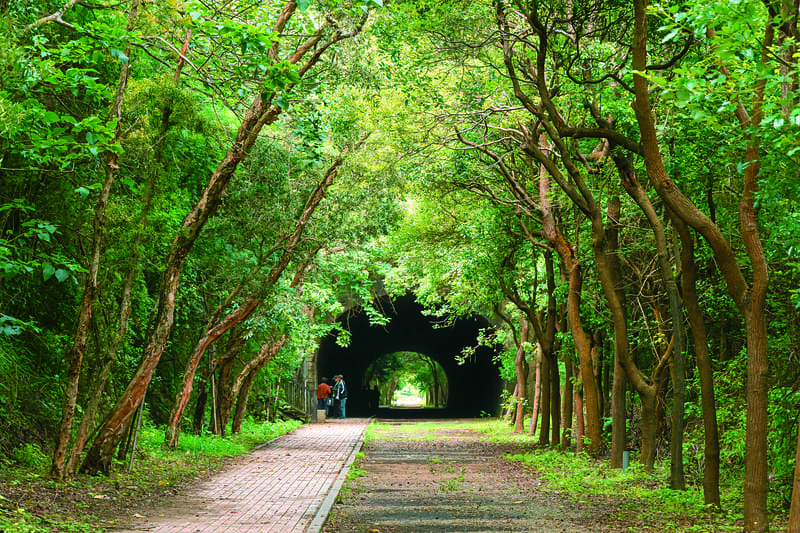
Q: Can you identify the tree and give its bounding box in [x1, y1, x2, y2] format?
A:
[630, 0, 793, 526]
[49, 0, 141, 481]
[80, 0, 371, 474]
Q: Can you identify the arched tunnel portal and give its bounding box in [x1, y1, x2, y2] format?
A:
[316, 294, 503, 418]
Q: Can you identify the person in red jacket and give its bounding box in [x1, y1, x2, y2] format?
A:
[317, 377, 332, 415]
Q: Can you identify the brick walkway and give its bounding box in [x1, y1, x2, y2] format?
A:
[113, 418, 368, 533]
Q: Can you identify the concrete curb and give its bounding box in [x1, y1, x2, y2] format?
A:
[304, 421, 370, 533]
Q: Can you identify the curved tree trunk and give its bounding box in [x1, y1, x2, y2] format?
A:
[80, 4, 366, 474]
[672, 213, 720, 507]
[231, 372, 257, 434]
[538, 175, 601, 454]
[50, 0, 140, 481]
[215, 332, 248, 437]
[219, 335, 287, 432]
[165, 297, 260, 448]
[620, 164, 687, 487]
[165, 133, 368, 447]
[73, 28, 193, 461]
[632, 2, 769, 526]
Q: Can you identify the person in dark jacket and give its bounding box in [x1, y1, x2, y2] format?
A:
[333, 374, 348, 419]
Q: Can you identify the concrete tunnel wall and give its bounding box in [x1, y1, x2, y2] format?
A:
[315, 294, 503, 418]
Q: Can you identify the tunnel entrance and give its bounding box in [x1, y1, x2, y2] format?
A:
[365, 351, 449, 410]
[315, 294, 503, 418]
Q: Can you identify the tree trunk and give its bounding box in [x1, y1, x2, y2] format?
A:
[219, 335, 287, 432]
[603, 344, 612, 419]
[610, 357, 627, 469]
[505, 384, 518, 425]
[165, 297, 260, 447]
[514, 320, 529, 433]
[632, 2, 769, 526]
[192, 377, 208, 433]
[231, 371, 257, 434]
[789, 413, 800, 532]
[620, 165, 687, 488]
[672, 213, 720, 507]
[215, 332, 247, 437]
[529, 347, 542, 437]
[385, 378, 399, 407]
[51, 0, 140, 481]
[80, 4, 366, 474]
[164, 136, 367, 448]
[562, 255, 601, 455]
[574, 364, 585, 453]
[537, 170, 601, 455]
[538, 356, 550, 445]
[549, 348, 560, 447]
[561, 356, 573, 450]
[231, 374, 256, 434]
[602, 195, 625, 465]
[65, 125, 158, 477]
[591, 331, 604, 419]
[639, 388, 659, 468]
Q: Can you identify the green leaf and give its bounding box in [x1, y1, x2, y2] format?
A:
[661, 28, 680, 43]
[297, 0, 311, 11]
[55, 269, 70, 282]
[275, 95, 288, 109]
[109, 48, 129, 64]
[43, 263, 55, 281]
[43, 111, 60, 124]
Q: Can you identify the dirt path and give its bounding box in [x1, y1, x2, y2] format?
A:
[322, 420, 629, 533]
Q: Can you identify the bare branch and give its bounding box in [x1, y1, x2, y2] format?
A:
[26, 0, 80, 31]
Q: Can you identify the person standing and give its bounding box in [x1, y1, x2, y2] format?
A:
[317, 377, 332, 415]
[333, 374, 348, 419]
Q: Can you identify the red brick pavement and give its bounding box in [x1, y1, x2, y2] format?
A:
[112, 418, 368, 533]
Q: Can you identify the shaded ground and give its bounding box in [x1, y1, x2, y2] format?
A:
[323, 421, 630, 533]
[0, 457, 221, 532]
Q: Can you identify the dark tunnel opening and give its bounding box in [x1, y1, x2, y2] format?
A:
[316, 294, 503, 418]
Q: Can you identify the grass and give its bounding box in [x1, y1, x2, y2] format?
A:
[438, 477, 462, 491]
[0, 417, 301, 533]
[366, 421, 470, 443]
[468, 419, 774, 533]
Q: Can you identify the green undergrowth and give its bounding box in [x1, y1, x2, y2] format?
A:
[137, 417, 301, 457]
[470, 419, 769, 533]
[0, 418, 301, 533]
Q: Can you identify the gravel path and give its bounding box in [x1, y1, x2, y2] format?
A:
[322, 420, 628, 533]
